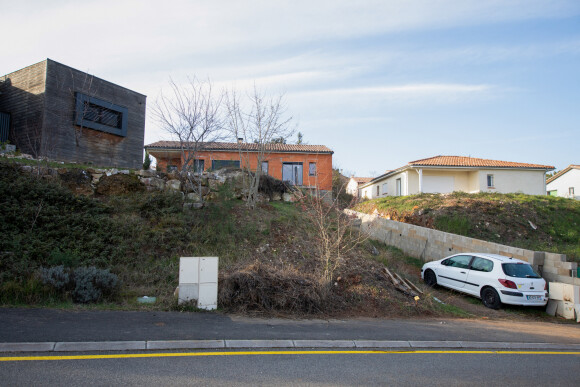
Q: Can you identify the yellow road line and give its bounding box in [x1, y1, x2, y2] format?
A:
[1, 350, 579, 362]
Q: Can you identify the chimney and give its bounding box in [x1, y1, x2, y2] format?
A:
[237, 138, 243, 144]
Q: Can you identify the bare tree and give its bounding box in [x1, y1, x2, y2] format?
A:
[299, 185, 368, 287]
[152, 77, 224, 204]
[225, 86, 294, 209]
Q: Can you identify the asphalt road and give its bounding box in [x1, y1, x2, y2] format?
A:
[2, 308, 580, 344]
[1, 349, 578, 386]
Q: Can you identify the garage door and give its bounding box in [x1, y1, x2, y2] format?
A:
[423, 176, 454, 193]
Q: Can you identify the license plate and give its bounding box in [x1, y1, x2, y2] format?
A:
[527, 295, 542, 301]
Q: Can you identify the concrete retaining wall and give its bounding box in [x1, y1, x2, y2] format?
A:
[346, 209, 580, 286]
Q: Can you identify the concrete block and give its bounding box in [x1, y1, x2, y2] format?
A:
[544, 253, 566, 262]
[560, 262, 578, 270]
[558, 268, 572, 276]
[575, 304, 580, 323]
[293, 340, 356, 348]
[147, 340, 224, 350]
[0, 342, 55, 352]
[54, 341, 146, 352]
[409, 341, 462, 348]
[458, 342, 511, 349]
[354, 341, 410, 348]
[543, 265, 558, 274]
[560, 301, 575, 319]
[225, 340, 294, 348]
[546, 299, 558, 316]
[562, 284, 577, 303]
[507, 343, 580, 350]
[549, 283, 564, 300]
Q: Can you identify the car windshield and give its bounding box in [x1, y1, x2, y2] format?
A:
[501, 263, 541, 278]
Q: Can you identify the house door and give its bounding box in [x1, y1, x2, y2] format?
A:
[282, 162, 303, 186]
[396, 178, 402, 196]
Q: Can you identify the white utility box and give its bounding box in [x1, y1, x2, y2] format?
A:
[179, 257, 218, 310]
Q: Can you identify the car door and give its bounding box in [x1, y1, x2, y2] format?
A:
[463, 257, 494, 297]
[437, 255, 473, 290]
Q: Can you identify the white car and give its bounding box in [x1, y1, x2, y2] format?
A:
[421, 253, 548, 309]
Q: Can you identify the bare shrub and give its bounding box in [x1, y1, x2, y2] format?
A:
[219, 262, 323, 314]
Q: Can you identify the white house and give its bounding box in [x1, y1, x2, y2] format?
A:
[359, 155, 554, 199]
[546, 165, 580, 199]
[346, 176, 373, 198]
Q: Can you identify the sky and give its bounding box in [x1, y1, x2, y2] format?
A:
[2, 0, 579, 176]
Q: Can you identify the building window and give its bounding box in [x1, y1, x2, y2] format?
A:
[262, 161, 269, 175]
[376, 185, 380, 196]
[211, 160, 240, 170]
[487, 174, 494, 188]
[309, 162, 316, 176]
[75, 93, 128, 137]
[282, 162, 303, 186]
[382, 183, 387, 195]
[570, 187, 575, 196]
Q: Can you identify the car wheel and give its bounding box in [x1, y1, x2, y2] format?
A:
[481, 287, 501, 310]
[424, 270, 437, 287]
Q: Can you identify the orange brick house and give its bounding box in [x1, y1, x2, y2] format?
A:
[144, 141, 334, 192]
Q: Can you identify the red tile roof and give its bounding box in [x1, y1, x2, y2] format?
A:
[546, 164, 580, 184]
[408, 155, 554, 169]
[145, 141, 333, 154]
[353, 177, 373, 183]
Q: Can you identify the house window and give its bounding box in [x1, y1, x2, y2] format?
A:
[309, 162, 316, 176]
[376, 185, 380, 196]
[211, 160, 240, 170]
[262, 161, 269, 175]
[487, 174, 494, 188]
[570, 187, 575, 196]
[75, 92, 128, 136]
[396, 178, 402, 196]
[382, 183, 387, 195]
[282, 162, 303, 186]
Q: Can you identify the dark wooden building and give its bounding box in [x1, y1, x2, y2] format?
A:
[0, 59, 146, 168]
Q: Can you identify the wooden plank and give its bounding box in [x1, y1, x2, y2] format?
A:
[402, 277, 424, 295]
[382, 267, 399, 285]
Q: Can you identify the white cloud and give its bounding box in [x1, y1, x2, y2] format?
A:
[289, 83, 495, 105]
[2, 0, 579, 74]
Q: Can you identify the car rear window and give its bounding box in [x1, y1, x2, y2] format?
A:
[501, 263, 541, 278]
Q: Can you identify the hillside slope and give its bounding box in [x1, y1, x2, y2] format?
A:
[0, 160, 449, 318]
[353, 192, 580, 260]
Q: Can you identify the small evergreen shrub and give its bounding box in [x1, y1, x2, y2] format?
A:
[40, 265, 70, 290]
[72, 267, 119, 303]
[39, 265, 119, 304]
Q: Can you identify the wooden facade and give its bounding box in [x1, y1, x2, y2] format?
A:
[0, 59, 146, 169]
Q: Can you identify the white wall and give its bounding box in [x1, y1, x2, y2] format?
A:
[547, 168, 580, 199]
[476, 169, 547, 195]
[360, 168, 548, 198]
[346, 178, 359, 196]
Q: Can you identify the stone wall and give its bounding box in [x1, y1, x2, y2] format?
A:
[346, 209, 580, 286]
[15, 161, 293, 205]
